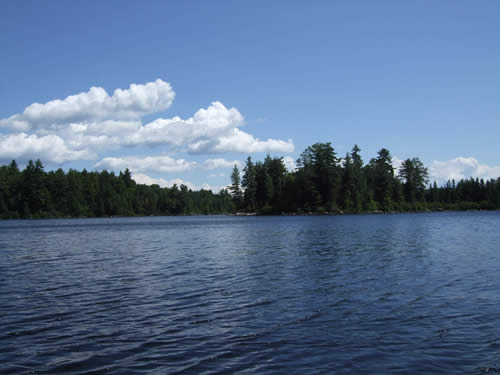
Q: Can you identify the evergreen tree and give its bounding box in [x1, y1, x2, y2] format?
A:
[350, 144, 366, 212]
[242, 157, 257, 210]
[254, 161, 271, 207]
[21, 159, 49, 216]
[229, 164, 242, 208]
[0, 151, 498, 219]
[264, 156, 287, 211]
[372, 148, 395, 211]
[399, 157, 429, 203]
[297, 142, 339, 210]
[340, 153, 354, 211]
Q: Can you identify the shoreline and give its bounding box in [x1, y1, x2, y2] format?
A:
[1, 207, 498, 221]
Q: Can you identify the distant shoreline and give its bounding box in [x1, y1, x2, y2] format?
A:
[2, 207, 498, 221]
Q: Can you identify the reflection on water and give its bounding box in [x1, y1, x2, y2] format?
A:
[1, 212, 500, 374]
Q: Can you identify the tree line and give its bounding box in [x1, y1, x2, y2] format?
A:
[0, 160, 234, 219]
[1, 143, 499, 219]
[228, 143, 500, 214]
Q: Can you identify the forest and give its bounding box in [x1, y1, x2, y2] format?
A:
[1, 143, 499, 219]
[0, 160, 233, 219]
[230, 143, 500, 214]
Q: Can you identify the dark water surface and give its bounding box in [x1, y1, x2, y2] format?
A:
[1, 212, 500, 374]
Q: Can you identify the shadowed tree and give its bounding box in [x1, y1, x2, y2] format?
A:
[297, 142, 339, 210]
[340, 153, 354, 211]
[372, 148, 395, 211]
[399, 157, 429, 203]
[229, 164, 242, 208]
[350, 144, 366, 212]
[242, 157, 256, 210]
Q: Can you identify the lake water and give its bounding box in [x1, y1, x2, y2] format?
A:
[1, 212, 500, 374]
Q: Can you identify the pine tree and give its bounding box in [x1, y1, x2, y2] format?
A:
[372, 148, 395, 211]
[297, 142, 339, 210]
[229, 164, 242, 208]
[399, 157, 429, 203]
[242, 157, 256, 210]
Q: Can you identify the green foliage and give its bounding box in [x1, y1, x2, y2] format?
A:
[242, 157, 257, 210]
[236, 143, 500, 215]
[340, 153, 354, 212]
[299, 142, 339, 207]
[0, 160, 234, 219]
[371, 148, 395, 211]
[229, 164, 242, 209]
[1, 145, 499, 219]
[399, 157, 429, 203]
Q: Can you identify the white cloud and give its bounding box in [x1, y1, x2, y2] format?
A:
[96, 155, 195, 173]
[203, 158, 241, 170]
[211, 128, 294, 153]
[0, 80, 294, 165]
[123, 101, 245, 150]
[392, 156, 403, 175]
[132, 173, 228, 192]
[119, 101, 293, 154]
[0, 79, 175, 131]
[132, 173, 195, 189]
[283, 156, 297, 172]
[0, 133, 94, 163]
[199, 183, 229, 192]
[430, 157, 500, 184]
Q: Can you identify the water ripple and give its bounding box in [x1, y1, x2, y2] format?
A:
[1, 212, 500, 374]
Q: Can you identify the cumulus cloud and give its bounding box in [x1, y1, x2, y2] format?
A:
[132, 173, 196, 189]
[283, 156, 297, 172]
[203, 158, 241, 170]
[96, 155, 195, 173]
[211, 128, 294, 153]
[120, 101, 293, 154]
[430, 157, 500, 184]
[392, 156, 403, 175]
[123, 101, 245, 149]
[0, 80, 294, 165]
[199, 183, 229, 192]
[132, 173, 227, 192]
[0, 79, 175, 131]
[0, 133, 94, 163]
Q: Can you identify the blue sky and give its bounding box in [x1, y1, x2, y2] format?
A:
[1, 1, 499, 189]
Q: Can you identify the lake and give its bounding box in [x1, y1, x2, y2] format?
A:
[1, 212, 500, 374]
